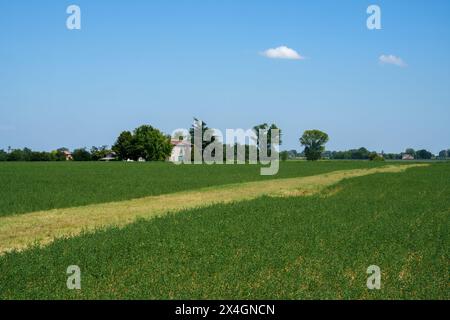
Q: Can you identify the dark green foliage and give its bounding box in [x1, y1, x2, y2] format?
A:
[112, 131, 134, 160]
[300, 130, 329, 161]
[368, 152, 385, 162]
[404, 148, 416, 157]
[0, 148, 69, 161]
[280, 151, 289, 161]
[112, 125, 173, 161]
[0, 163, 448, 299]
[0, 150, 8, 161]
[133, 125, 173, 161]
[252, 123, 282, 160]
[72, 148, 92, 161]
[90, 146, 112, 161]
[438, 149, 450, 159]
[415, 149, 433, 160]
[331, 147, 371, 160]
[189, 118, 218, 161]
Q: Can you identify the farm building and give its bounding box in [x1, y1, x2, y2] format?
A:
[99, 152, 117, 161]
[63, 151, 73, 161]
[169, 140, 191, 163]
[402, 154, 415, 160]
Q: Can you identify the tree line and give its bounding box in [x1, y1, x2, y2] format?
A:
[0, 146, 117, 162]
[285, 147, 449, 161]
[1, 120, 448, 162]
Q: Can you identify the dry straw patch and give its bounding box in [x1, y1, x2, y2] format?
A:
[0, 164, 427, 254]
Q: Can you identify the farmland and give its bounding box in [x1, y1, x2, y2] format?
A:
[0, 161, 390, 217]
[0, 161, 448, 299]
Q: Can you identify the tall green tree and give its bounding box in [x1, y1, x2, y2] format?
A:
[133, 125, 173, 161]
[90, 146, 111, 161]
[0, 150, 7, 161]
[405, 148, 416, 157]
[72, 148, 92, 161]
[415, 149, 433, 160]
[189, 118, 218, 161]
[252, 123, 282, 157]
[112, 125, 173, 161]
[438, 150, 449, 159]
[300, 130, 329, 161]
[112, 131, 134, 160]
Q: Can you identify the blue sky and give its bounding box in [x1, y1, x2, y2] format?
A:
[0, 0, 449, 153]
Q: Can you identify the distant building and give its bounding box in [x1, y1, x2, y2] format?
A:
[169, 140, 191, 163]
[138, 157, 146, 162]
[63, 151, 73, 161]
[402, 154, 415, 160]
[99, 152, 117, 161]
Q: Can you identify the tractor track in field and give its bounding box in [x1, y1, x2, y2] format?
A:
[0, 164, 428, 254]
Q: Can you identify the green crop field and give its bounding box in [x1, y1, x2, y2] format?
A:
[0, 161, 390, 217]
[0, 161, 448, 299]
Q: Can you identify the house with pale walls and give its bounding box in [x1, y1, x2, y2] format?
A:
[169, 140, 191, 163]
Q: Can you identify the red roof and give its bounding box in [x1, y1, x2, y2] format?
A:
[171, 140, 191, 146]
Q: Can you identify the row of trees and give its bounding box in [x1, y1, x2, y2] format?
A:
[439, 149, 450, 159]
[0, 146, 115, 162]
[1, 120, 448, 162]
[0, 148, 68, 162]
[284, 147, 447, 161]
[328, 148, 437, 160]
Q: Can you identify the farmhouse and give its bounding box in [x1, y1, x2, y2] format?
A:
[63, 150, 73, 161]
[99, 152, 117, 161]
[169, 139, 191, 163]
[402, 154, 415, 160]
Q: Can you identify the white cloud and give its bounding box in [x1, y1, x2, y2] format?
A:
[261, 46, 304, 60]
[379, 54, 407, 67]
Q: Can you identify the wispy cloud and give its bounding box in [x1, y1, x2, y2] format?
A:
[261, 46, 304, 60]
[379, 54, 407, 67]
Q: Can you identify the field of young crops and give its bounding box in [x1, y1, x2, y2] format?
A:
[0, 161, 389, 217]
[0, 161, 448, 299]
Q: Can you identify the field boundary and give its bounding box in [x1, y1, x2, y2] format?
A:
[0, 164, 428, 254]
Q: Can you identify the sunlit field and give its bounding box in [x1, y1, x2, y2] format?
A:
[0, 161, 448, 299]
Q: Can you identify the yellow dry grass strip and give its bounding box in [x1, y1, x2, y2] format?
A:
[0, 164, 427, 254]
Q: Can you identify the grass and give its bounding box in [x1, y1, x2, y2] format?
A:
[0, 161, 392, 217]
[0, 164, 424, 254]
[0, 162, 447, 299]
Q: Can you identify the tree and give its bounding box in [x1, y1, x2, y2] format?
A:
[54, 147, 70, 161]
[280, 151, 289, 161]
[405, 148, 416, 156]
[438, 150, 449, 159]
[369, 152, 384, 161]
[72, 148, 92, 161]
[252, 123, 282, 158]
[132, 125, 173, 161]
[0, 150, 7, 161]
[90, 146, 111, 161]
[7, 149, 24, 161]
[287, 150, 299, 159]
[30, 151, 53, 161]
[112, 131, 134, 160]
[189, 118, 218, 161]
[300, 130, 329, 161]
[111, 125, 173, 161]
[415, 149, 433, 160]
[351, 147, 370, 160]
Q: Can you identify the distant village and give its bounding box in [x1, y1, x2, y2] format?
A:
[1, 142, 448, 163]
[1, 122, 449, 162]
